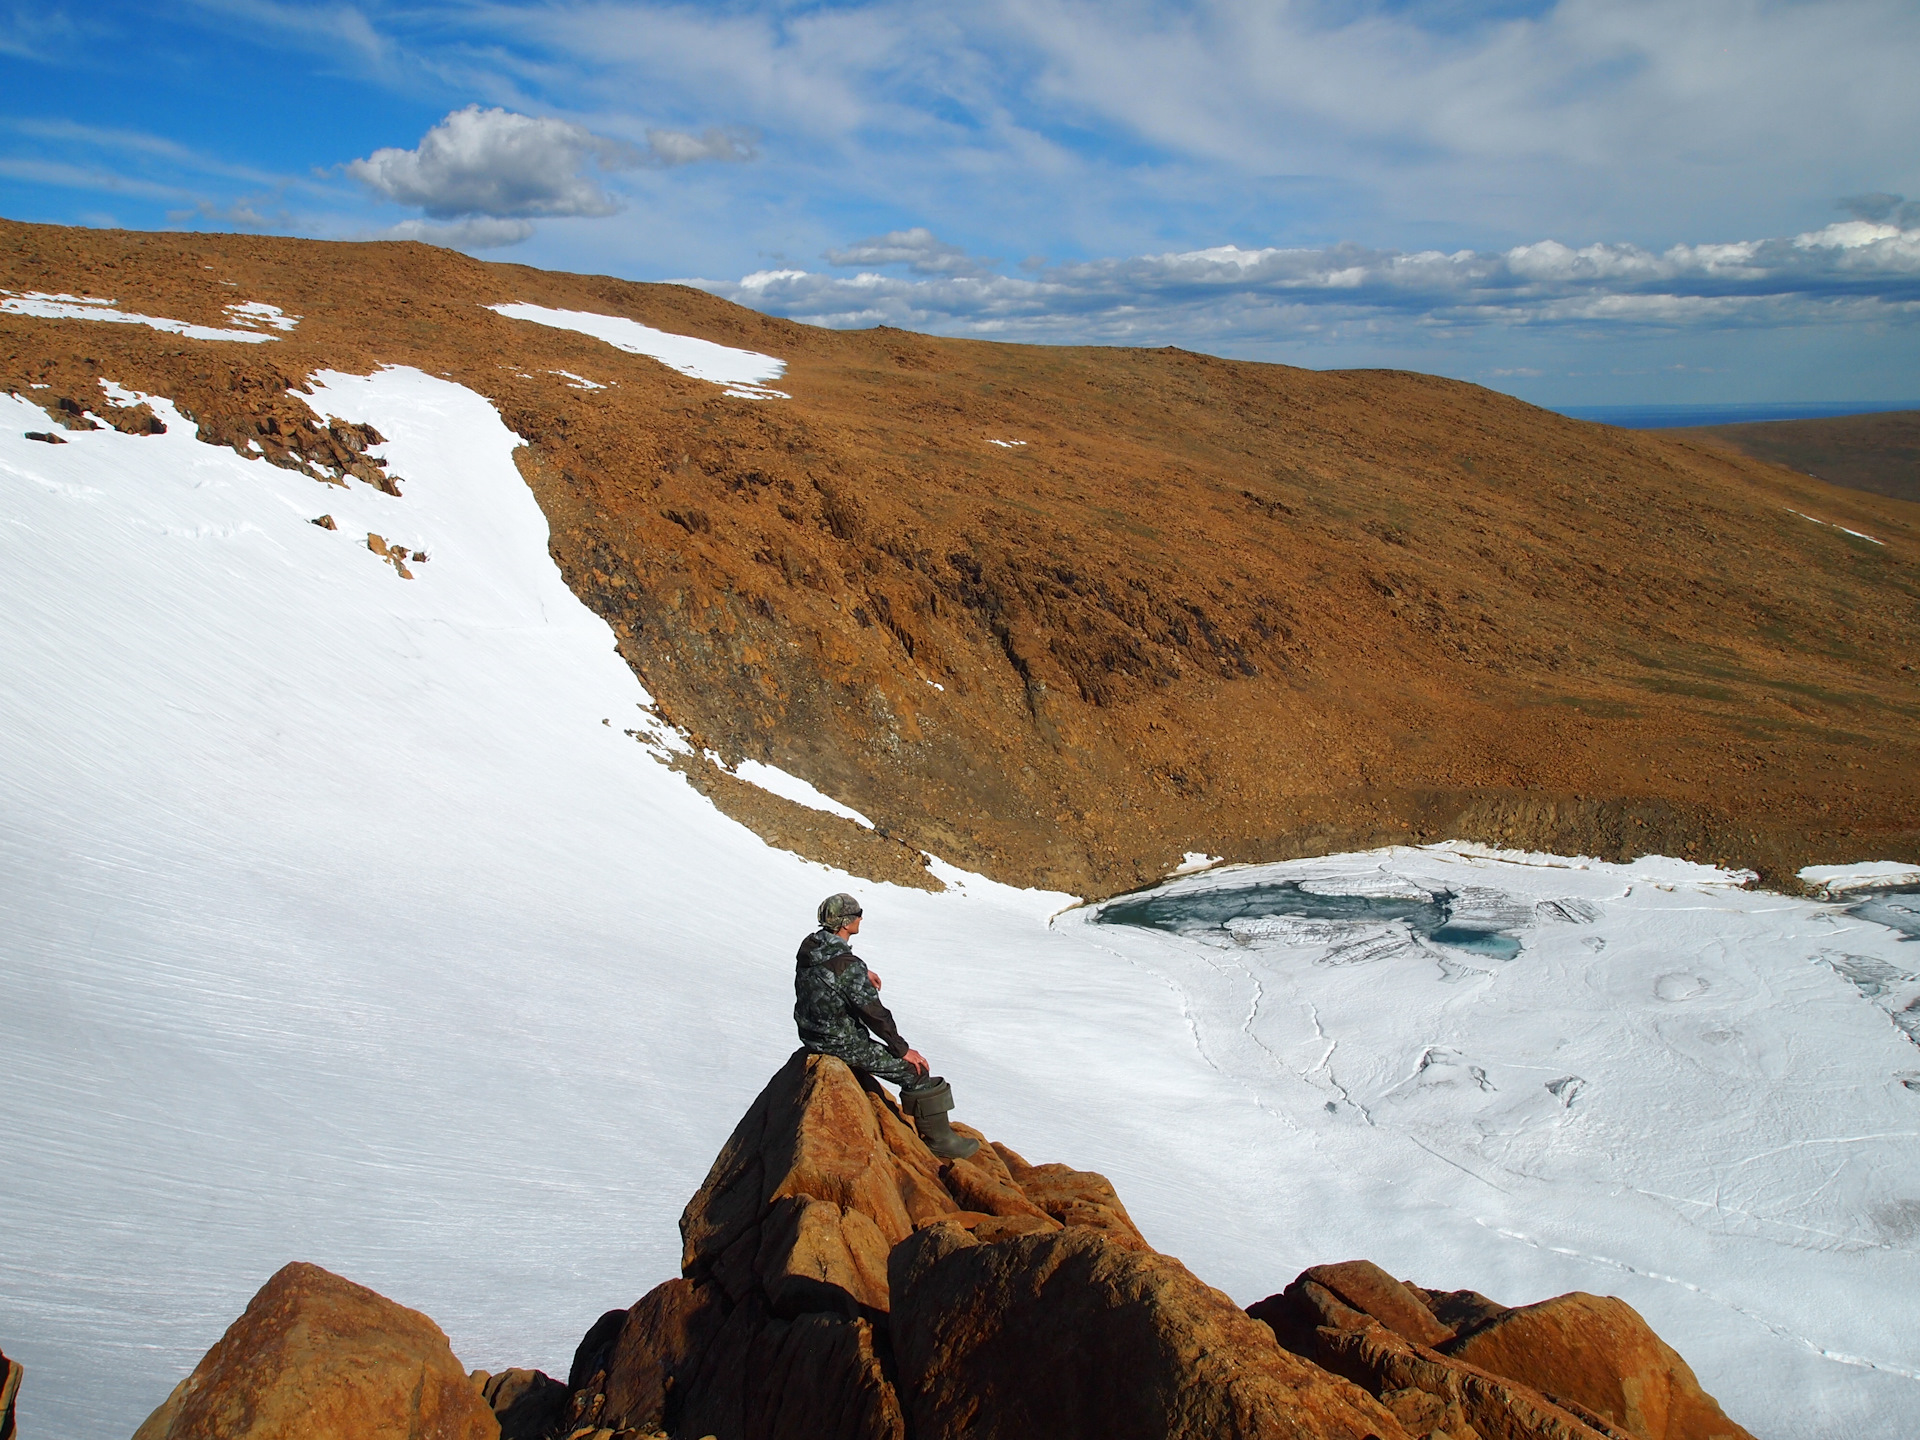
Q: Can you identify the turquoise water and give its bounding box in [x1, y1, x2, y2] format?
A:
[1095, 879, 1522, 959]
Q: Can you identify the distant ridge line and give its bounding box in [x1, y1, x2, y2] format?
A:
[1553, 400, 1920, 430]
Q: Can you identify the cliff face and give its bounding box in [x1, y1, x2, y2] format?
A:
[136, 1053, 1756, 1440]
[5, 219, 1917, 894]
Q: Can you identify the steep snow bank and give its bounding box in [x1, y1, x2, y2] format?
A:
[2, 371, 1915, 1438]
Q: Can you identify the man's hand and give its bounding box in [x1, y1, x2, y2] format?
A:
[903, 1048, 930, 1077]
[866, 969, 881, 990]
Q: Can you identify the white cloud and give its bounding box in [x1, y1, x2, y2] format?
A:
[825, 227, 994, 276]
[691, 213, 1920, 345]
[347, 105, 638, 219]
[375, 217, 538, 250]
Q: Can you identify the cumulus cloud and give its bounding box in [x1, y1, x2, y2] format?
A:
[825, 227, 995, 276]
[347, 105, 637, 219]
[692, 211, 1920, 345]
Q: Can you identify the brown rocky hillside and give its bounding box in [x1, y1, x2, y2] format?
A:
[1671, 408, 1920, 506]
[4, 218, 1916, 895]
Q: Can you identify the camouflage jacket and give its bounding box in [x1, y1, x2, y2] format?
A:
[794, 928, 910, 1057]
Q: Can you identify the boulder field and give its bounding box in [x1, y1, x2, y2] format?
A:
[128, 1052, 1756, 1440]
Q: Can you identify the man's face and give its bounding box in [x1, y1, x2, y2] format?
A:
[840, 914, 863, 936]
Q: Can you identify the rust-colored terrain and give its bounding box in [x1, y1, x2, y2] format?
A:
[4, 218, 1916, 895]
[1671, 409, 1920, 506]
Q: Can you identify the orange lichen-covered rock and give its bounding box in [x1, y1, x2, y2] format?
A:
[890, 1222, 1411, 1440]
[1442, 1293, 1758, 1440]
[130, 1262, 497, 1440]
[1295, 1260, 1457, 1349]
[569, 1054, 1754, 1440]
[680, 1049, 956, 1309]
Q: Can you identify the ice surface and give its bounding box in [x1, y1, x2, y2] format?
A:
[3, 371, 1918, 1438]
[1802, 862, 1920, 897]
[0, 290, 281, 343]
[488, 303, 787, 397]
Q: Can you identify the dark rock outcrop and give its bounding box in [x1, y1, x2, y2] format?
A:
[1, 1346, 20, 1440]
[889, 1222, 1406, 1440]
[131, 1261, 498, 1440]
[1249, 1262, 1757, 1440]
[471, 1369, 570, 1440]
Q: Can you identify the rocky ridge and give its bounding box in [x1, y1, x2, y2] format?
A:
[131, 1053, 1757, 1440]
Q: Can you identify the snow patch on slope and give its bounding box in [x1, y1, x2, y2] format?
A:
[724, 757, 876, 829]
[0, 290, 284, 343]
[488, 303, 788, 398]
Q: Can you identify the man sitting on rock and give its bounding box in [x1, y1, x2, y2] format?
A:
[796, 892, 978, 1159]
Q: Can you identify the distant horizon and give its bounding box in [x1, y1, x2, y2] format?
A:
[1549, 400, 1920, 429]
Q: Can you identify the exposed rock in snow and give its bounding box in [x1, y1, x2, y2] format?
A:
[131, 1263, 495, 1440]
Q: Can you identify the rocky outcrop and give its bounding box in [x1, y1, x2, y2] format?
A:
[558, 1052, 1752, 1440]
[1442, 1293, 1755, 1440]
[131, 1262, 498, 1440]
[889, 1223, 1406, 1440]
[1, 1346, 20, 1440]
[472, 1369, 571, 1440]
[1247, 1260, 1756, 1440]
[137, 1059, 1755, 1440]
[563, 1049, 1151, 1440]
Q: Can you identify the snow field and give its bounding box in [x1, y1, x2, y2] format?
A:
[1, 367, 1916, 1438]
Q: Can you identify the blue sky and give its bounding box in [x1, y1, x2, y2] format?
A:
[3, 0, 1918, 405]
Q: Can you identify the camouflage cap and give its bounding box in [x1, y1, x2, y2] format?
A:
[817, 892, 864, 929]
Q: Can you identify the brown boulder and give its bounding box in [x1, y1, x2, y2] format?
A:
[890, 1222, 1410, 1440]
[131, 1262, 497, 1440]
[991, 1143, 1152, 1250]
[1272, 1298, 1630, 1440]
[1, 1346, 20, 1440]
[470, 1368, 569, 1440]
[679, 1049, 957, 1315]
[1442, 1293, 1757, 1440]
[1295, 1261, 1456, 1349]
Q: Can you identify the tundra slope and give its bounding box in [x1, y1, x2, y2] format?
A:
[3, 218, 1916, 897]
[4, 349, 1918, 1438]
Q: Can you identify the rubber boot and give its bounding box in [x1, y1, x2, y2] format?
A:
[901, 1077, 978, 1159]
